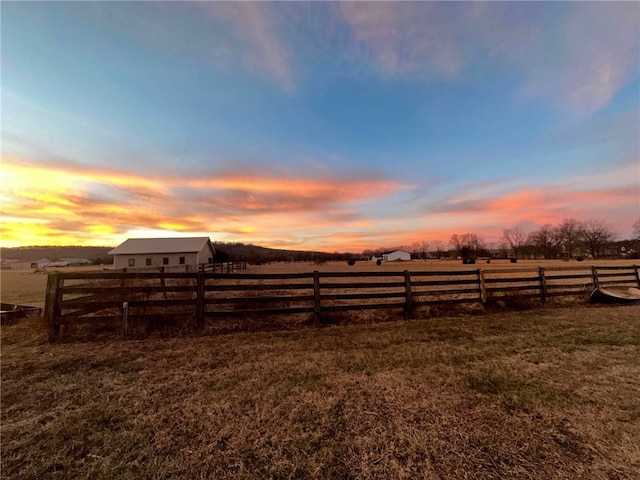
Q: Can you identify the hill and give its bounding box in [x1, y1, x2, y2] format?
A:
[2, 243, 349, 265]
[1, 246, 114, 264]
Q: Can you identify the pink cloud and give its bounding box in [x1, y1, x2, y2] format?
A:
[207, 2, 293, 90]
[518, 3, 639, 114]
[339, 2, 464, 77]
[339, 2, 638, 114]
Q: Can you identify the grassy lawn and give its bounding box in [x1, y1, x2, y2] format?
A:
[2, 305, 639, 479]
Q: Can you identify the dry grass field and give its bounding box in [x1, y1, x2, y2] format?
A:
[1, 266, 104, 308]
[2, 303, 640, 479]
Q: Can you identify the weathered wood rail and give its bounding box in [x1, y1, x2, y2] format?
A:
[210, 261, 247, 274]
[44, 265, 640, 339]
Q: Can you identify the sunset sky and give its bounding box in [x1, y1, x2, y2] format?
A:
[2, 1, 639, 252]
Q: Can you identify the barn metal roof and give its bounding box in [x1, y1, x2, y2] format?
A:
[109, 237, 215, 255]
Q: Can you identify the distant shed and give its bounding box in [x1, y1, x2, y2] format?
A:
[58, 258, 91, 266]
[109, 237, 216, 271]
[382, 250, 411, 262]
[3, 258, 54, 270]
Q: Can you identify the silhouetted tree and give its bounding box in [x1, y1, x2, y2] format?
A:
[502, 227, 527, 259]
[582, 219, 616, 259]
[450, 233, 485, 260]
[556, 219, 585, 259]
[431, 240, 445, 259]
[450, 234, 463, 258]
[527, 224, 561, 259]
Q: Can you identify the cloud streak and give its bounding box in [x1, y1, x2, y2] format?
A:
[338, 2, 639, 113]
[206, 2, 294, 90]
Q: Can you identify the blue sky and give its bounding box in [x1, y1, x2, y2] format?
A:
[2, 1, 639, 251]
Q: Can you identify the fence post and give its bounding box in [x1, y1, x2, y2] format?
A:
[196, 272, 205, 328]
[313, 270, 321, 325]
[44, 273, 62, 341]
[634, 265, 640, 288]
[538, 267, 547, 303]
[591, 266, 599, 289]
[404, 271, 413, 318]
[477, 269, 486, 304]
[122, 302, 129, 338]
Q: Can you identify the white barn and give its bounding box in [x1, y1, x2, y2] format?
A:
[7, 258, 56, 270]
[382, 250, 411, 262]
[109, 237, 216, 271]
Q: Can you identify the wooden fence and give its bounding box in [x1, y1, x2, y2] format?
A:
[44, 265, 640, 339]
[210, 261, 248, 274]
[121, 262, 247, 274]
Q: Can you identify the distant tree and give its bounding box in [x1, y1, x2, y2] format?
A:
[633, 217, 640, 241]
[450, 233, 485, 260]
[556, 219, 585, 259]
[431, 240, 445, 259]
[410, 241, 421, 258]
[502, 227, 527, 259]
[450, 234, 463, 258]
[527, 224, 561, 259]
[582, 219, 616, 259]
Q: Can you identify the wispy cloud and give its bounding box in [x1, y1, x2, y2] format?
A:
[516, 3, 640, 114]
[338, 2, 639, 113]
[203, 2, 293, 90]
[339, 2, 465, 78]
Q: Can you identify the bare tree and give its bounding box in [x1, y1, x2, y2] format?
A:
[431, 240, 445, 259]
[450, 234, 463, 258]
[527, 224, 561, 259]
[502, 227, 527, 259]
[583, 219, 616, 259]
[556, 219, 585, 259]
[410, 241, 429, 260]
[451, 233, 485, 260]
[463, 233, 485, 257]
[633, 217, 640, 241]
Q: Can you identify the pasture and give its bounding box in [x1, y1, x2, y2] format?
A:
[2, 304, 639, 479]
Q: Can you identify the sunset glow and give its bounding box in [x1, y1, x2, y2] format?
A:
[2, 2, 638, 252]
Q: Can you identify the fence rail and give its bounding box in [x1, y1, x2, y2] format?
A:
[44, 265, 640, 339]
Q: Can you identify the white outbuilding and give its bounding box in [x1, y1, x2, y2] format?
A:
[382, 250, 411, 262]
[109, 237, 216, 271]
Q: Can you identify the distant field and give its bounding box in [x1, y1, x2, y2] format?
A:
[2, 304, 639, 479]
[2, 259, 638, 309]
[1, 266, 104, 308]
[246, 258, 640, 274]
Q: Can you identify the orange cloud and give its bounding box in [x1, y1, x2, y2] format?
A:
[0, 158, 409, 248]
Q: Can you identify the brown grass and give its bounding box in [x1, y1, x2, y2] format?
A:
[2, 304, 640, 479]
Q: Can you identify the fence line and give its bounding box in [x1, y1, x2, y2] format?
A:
[44, 265, 640, 339]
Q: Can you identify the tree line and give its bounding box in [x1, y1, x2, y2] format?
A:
[368, 217, 640, 261]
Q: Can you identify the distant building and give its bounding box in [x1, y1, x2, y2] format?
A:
[109, 237, 216, 271]
[58, 258, 91, 266]
[382, 250, 411, 262]
[1, 259, 21, 269]
[4, 258, 56, 270]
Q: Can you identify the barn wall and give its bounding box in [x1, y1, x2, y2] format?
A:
[113, 252, 199, 270]
[196, 244, 215, 264]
